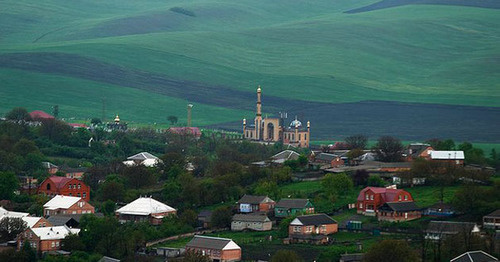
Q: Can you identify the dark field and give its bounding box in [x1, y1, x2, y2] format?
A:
[346, 0, 500, 13]
[1, 52, 498, 142]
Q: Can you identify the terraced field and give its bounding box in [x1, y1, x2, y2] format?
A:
[1, 0, 499, 141]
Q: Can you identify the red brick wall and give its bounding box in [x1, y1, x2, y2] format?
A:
[32, 217, 52, 228]
[259, 202, 275, 212]
[377, 211, 421, 222]
[221, 249, 242, 261]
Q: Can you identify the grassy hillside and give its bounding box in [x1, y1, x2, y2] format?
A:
[0, 0, 499, 140]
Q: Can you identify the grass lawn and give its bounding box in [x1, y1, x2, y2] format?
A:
[280, 180, 322, 197]
[404, 186, 459, 207]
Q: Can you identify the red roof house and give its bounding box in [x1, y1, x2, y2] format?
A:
[357, 187, 413, 216]
[29, 111, 55, 120]
[38, 176, 90, 202]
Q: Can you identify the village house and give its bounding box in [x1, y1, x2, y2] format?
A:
[21, 217, 52, 228]
[185, 235, 241, 262]
[231, 214, 272, 231]
[43, 195, 95, 217]
[38, 176, 91, 201]
[237, 195, 275, 213]
[123, 152, 162, 167]
[404, 143, 433, 161]
[198, 210, 213, 229]
[29, 110, 54, 120]
[42, 162, 59, 175]
[483, 209, 500, 229]
[450, 250, 498, 262]
[356, 186, 414, 216]
[377, 202, 422, 222]
[275, 199, 314, 218]
[17, 225, 80, 253]
[288, 214, 338, 244]
[60, 167, 87, 180]
[115, 197, 176, 225]
[251, 150, 300, 166]
[425, 221, 480, 241]
[0, 206, 29, 218]
[423, 202, 456, 217]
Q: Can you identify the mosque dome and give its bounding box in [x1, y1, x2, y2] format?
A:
[290, 119, 302, 128]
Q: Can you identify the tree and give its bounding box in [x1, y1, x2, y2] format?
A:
[321, 173, 353, 199]
[374, 136, 404, 162]
[182, 250, 211, 262]
[366, 176, 385, 187]
[352, 169, 369, 186]
[364, 239, 418, 262]
[52, 105, 59, 118]
[99, 178, 125, 202]
[211, 206, 232, 228]
[270, 250, 303, 262]
[167, 115, 178, 125]
[0, 217, 27, 242]
[346, 148, 364, 160]
[180, 209, 198, 227]
[0, 171, 19, 200]
[61, 233, 85, 252]
[91, 118, 102, 125]
[5, 107, 31, 121]
[121, 166, 156, 189]
[345, 134, 368, 149]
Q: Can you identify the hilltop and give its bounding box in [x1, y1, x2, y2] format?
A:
[0, 0, 499, 141]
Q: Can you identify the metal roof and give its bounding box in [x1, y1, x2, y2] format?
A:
[116, 197, 176, 216]
[290, 213, 337, 226]
[186, 235, 240, 251]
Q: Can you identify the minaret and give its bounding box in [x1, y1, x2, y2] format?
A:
[294, 117, 299, 144]
[307, 121, 310, 147]
[242, 118, 246, 138]
[255, 86, 262, 140]
[187, 104, 193, 127]
[114, 114, 120, 124]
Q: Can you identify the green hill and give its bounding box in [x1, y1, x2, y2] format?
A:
[0, 0, 499, 141]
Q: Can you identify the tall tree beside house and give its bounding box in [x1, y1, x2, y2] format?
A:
[321, 173, 353, 199]
[0, 217, 27, 242]
[374, 136, 404, 162]
[364, 239, 418, 262]
[427, 138, 456, 150]
[5, 107, 32, 121]
[345, 134, 368, 149]
[167, 115, 178, 125]
[210, 206, 232, 228]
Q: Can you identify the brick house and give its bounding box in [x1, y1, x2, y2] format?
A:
[288, 214, 338, 244]
[42, 162, 59, 175]
[231, 214, 272, 231]
[43, 195, 94, 217]
[237, 195, 275, 213]
[115, 197, 176, 225]
[275, 199, 314, 218]
[185, 235, 241, 262]
[38, 176, 90, 202]
[22, 217, 52, 228]
[61, 167, 87, 180]
[377, 202, 422, 222]
[356, 187, 413, 216]
[17, 226, 80, 253]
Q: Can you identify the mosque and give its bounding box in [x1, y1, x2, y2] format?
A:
[243, 86, 310, 148]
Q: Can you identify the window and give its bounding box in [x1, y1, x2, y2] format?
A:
[73, 184, 76, 189]
[46, 184, 51, 190]
[68, 185, 71, 189]
[78, 184, 81, 189]
[51, 242, 55, 248]
[321, 225, 327, 232]
[365, 194, 369, 200]
[398, 195, 402, 201]
[370, 195, 374, 200]
[305, 134, 307, 140]
[359, 203, 363, 208]
[83, 193, 86, 199]
[56, 242, 59, 247]
[72, 211, 76, 214]
[32, 242, 36, 248]
[293, 226, 301, 232]
[29, 232, 32, 238]
[404, 195, 408, 201]
[69, 193, 72, 196]
[77, 193, 81, 197]
[299, 134, 301, 140]
[306, 226, 313, 233]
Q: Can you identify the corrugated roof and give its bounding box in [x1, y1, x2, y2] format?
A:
[378, 202, 420, 212]
[0, 207, 29, 218]
[43, 195, 82, 209]
[291, 214, 337, 226]
[232, 214, 270, 223]
[186, 235, 240, 251]
[237, 195, 272, 204]
[127, 152, 159, 161]
[271, 150, 300, 161]
[450, 251, 498, 262]
[116, 197, 176, 216]
[276, 199, 310, 209]
[21, 217, 43, 228]
[31, 226, 80, 240]
[426, 221, 479, 234]
[484, 209, 500, 218]
[430, 151, 465, 160]
[47, 176, 73, 189]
